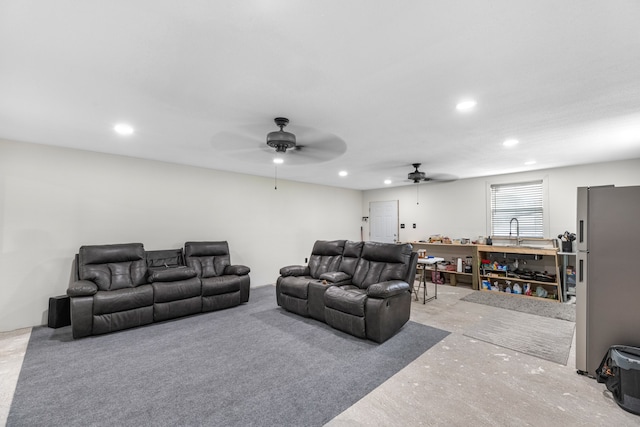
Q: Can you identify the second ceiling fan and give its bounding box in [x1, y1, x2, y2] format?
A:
[407, 163, 442, 183]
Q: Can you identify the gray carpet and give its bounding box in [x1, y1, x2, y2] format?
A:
[460, 290, 576, 321]
[463, 309, 575, 365]
[8, 285, 449, 427]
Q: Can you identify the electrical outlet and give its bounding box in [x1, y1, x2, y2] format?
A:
[400, 223, 405, 229]
[413, 223, 416, 228]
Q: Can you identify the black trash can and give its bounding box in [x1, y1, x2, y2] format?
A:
[597, 345, 640, 415]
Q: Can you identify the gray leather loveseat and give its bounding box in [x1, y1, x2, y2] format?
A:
[276, 240, 417, 343]
[67, 241, 250, 338]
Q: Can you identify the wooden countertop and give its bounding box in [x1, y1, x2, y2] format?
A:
[476, 245, 558, 255]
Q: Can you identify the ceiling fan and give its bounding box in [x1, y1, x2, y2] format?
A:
[404, 163, 456, 204]
[266, 117, 297, 153]
[210, 117, 347, 165]
[407, 163, 439, 183]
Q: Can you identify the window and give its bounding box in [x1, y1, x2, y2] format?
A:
[490, 180, 544, 238]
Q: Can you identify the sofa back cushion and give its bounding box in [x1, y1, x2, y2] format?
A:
[308, 240, 345, 279]
[352, 242, 413, 289]
[339, 240, 364, 276]
[78, 243, 147, 291]
[184, 241, 231, 278]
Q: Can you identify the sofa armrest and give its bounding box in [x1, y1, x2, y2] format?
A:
[67, 280, 98, 297]
[279, 265, 310, 277]
[224, 264, 250, 276]
[148, 266, 198, 282]
[367, 280, 410, 298]
[319, 271, 352, 283]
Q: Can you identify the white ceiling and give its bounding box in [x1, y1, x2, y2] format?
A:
[2, 1, 640, 190]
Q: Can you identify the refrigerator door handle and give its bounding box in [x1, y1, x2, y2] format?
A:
[579, 220, 584, 243]
[579, 258, 584, 282]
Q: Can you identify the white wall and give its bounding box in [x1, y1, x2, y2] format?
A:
[0, 139, 363, 331]
[362, 159, 640, 243]
[3, 137, 638, 332]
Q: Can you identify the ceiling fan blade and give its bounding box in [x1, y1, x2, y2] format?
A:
[424, 173, 458, 183]
[284, 148, 333, 164]
[210, 120, 347, 165]
[210, 131, 262, 152]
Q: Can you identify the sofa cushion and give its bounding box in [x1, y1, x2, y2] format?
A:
[352, 242, 413, 289]
[154, 296, 202, 321]
[279, 276, 313, 299]
[224, 265, 250, 276]
[93, 306, 153, 335]
[187, 256, 230, 278]
[324, 286, 367, 317]
[202, 291, 241, 312]
[308, 240, 345, 279]
[339, 240, 364, 276]
[311, 240, 346, 256]
[81, 243, 145, 265]
[201, 275, 241, 296]
[367, 280, 410, 298]
[185, 241, 231, 278]
[152, 277, 201, 303]
[325, 307, 366, 338]
[79, 243, 147, 291]
[67, 280, 98, 297]
[148, 266, 197, 283]
[93, 284, 153, 315]
[280, 265, 310, 277]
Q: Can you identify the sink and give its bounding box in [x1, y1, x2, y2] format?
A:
[487, 237, 557, 250]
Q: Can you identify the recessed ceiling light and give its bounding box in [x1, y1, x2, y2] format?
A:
[338, 171, 348, 177]
[456, 99, 477, 112]
[273, 157, 284, 164]
[114, 123, 134, 136]
[503, 138, 519, 147]
[384, 179, 392, 185]
[524, 160, 536, 165]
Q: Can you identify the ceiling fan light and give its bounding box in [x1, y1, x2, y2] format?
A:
[407, 171, 426, 182]
[266, 130, 296, 152]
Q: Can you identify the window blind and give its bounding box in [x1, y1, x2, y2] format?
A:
[490, 181, 544, 238]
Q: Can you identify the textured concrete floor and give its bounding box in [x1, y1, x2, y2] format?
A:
[0, 328, 30, 426]
[327, 283, 639, 426]
[1, 284, 638, 426]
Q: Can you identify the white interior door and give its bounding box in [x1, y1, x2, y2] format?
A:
[369, 200, 399, 243]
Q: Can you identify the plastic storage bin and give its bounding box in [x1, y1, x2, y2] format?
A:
[597, 345, 640, 415]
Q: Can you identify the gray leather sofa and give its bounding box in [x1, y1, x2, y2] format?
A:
[67, 241, 250, 339]
[276, 240, 417, 343]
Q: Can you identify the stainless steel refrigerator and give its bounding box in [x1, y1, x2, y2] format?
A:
[576, 185, 640, 377]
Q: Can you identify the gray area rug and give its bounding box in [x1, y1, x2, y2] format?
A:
[460, 290, 575, 322]
[8, 285, 449, 427]
[463, 309, 575, 365]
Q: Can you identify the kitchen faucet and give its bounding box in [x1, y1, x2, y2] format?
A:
[509, 217, 520, 245]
